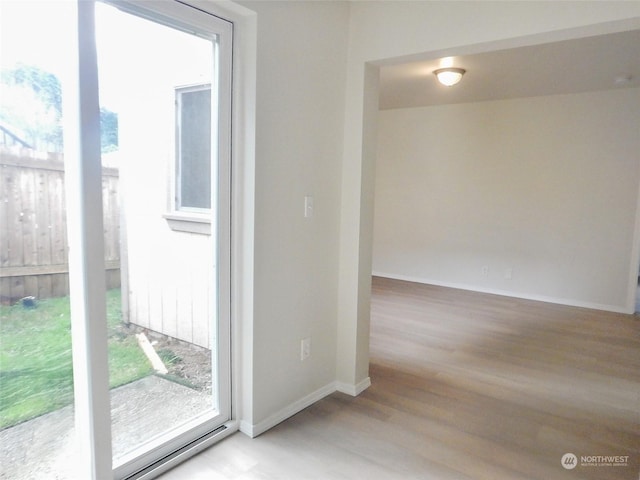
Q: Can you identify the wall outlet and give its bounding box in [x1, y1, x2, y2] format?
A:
[504, 267, 513, 280]
[481, 265, 489, 278]
[300, 337, 311, 361]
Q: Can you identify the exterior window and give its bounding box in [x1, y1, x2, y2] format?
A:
[176, 84, 211, 211]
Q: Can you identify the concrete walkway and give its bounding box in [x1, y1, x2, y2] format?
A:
[0, 376, 211, 479]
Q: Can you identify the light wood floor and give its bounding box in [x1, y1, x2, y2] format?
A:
[160, 277, 640, 479]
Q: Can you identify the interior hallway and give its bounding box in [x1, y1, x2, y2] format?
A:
[160, 277, 640, 480]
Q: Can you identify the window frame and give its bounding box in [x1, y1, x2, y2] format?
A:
[63, 1, 237, 478]
[109, 2, 234, 476]
[174, 82, 213, 215]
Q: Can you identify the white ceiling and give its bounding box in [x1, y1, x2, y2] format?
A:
[379, 29, 640, 110]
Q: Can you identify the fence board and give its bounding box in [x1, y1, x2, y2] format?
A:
[35, 168, 52, 298]
[37, 275, 52, 300]
[49, 172, 67, 297]
[6, 166, 23, 270]
[51, 273, 69, 298]
[0, 147, 120, 304]
[10, 276, 24, 301]
[0, 260, 120, 277]
[0, 278, 10, 303]
[20, 168, 37, 267]
[23, 275, 38, 299]
[50, 171, 66, 265]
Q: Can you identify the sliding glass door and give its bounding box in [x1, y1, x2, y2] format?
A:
[1, 1, 232, 478]
[94, 2, 232, 476]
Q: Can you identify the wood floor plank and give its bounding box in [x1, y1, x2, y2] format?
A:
[160, 277, 640, 479]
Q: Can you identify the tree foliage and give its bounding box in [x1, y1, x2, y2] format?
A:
[3, 64, 63, 117]
[1, 64, 63, 151]
[0, 64, 118, 154]
[100, 107, 119, 153]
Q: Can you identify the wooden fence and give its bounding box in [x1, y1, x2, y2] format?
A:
[0, 147, 120, 304]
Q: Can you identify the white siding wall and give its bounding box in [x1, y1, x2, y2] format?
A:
[111, 10, 214, 348]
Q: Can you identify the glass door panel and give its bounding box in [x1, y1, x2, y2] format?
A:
[94, 1, 230, 473]
[1, 2, 231, 477]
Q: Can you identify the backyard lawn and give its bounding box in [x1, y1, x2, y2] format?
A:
[0, 289, 153, 429]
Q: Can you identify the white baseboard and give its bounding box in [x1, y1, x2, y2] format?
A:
[336, 377, 371, 396]
[372, 271, 629, 314]
[238, 419, 253, 437]
[238, 376, 373, 438]
[239, 381, 337, 438]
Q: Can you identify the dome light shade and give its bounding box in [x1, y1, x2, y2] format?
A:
[433, 67, 466, 86]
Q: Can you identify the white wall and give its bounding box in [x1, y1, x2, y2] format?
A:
[222, 0, 640, 437]
[373, 88, 640, 311]
[339, 1, 640, 390]
[237, 0, 349, 434]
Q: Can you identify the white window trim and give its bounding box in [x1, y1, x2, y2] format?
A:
[163, 211, 212, 235]
[174, 82, 212, 212]
[166, 82, 213, 234]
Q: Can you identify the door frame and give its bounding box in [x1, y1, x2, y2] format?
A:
[63, 1, 257, 478]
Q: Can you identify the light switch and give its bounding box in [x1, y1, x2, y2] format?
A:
[304, 195, 314, 218]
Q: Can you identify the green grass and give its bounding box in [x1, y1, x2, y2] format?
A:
[0, 289, 153, 429]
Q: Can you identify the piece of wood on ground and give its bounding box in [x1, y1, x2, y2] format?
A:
[136, 332, 169, 375]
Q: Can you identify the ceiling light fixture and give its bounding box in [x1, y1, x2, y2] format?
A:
[433, 67, 466, 87]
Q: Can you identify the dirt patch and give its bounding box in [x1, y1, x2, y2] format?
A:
[115, 323, 212, 392]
